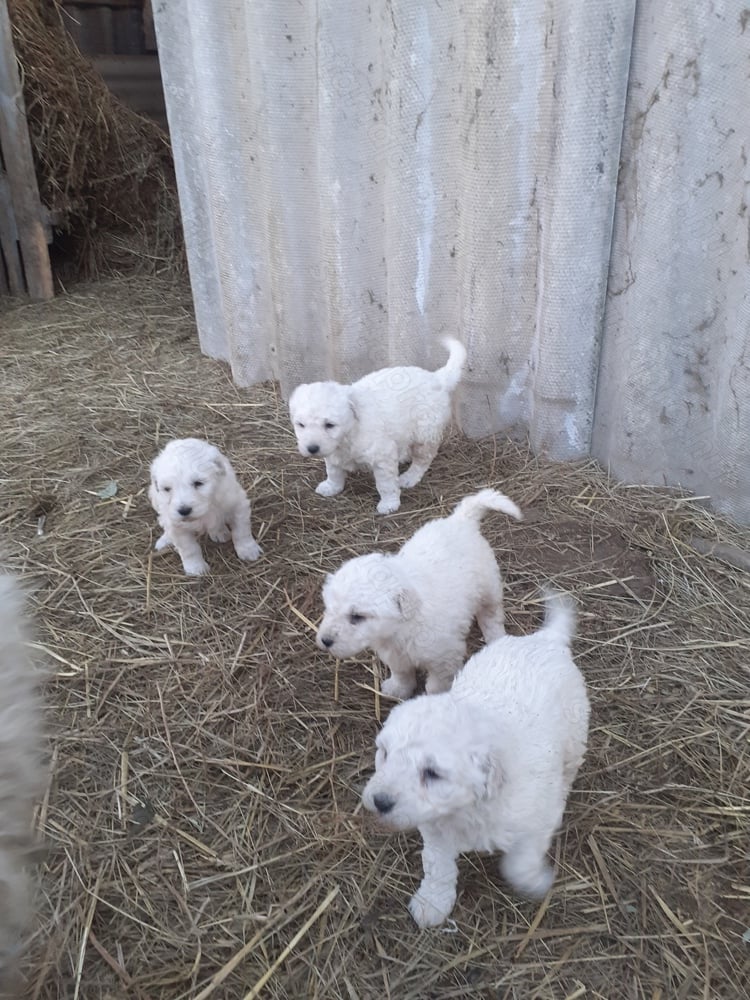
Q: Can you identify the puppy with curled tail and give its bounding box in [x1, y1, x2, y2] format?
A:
[317, 488, 522, 697]
[362, 589, 590, 928]
[289, 337, 467, 514]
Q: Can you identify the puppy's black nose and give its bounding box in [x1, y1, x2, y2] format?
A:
[307, 444, 320, 455]
[177, 505, 192, 517]
[319, 635, 334, 648]
[373, 793, 395, 815]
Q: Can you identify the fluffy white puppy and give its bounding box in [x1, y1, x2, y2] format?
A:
[362, 591, 590, 928]
[149, 438, 262, 576]
[289, 337, 467, 514]
[317, 489, 522, 697]
[0, 575, 46, 991]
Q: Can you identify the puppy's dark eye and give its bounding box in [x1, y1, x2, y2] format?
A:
[296, 422, 305, 429]
[162, 486, 172, 493]
[324, 421, 336, 430]
[193, 480, 204, 488]
[422, 767, 441, 782]
[349, 612, 366, 625]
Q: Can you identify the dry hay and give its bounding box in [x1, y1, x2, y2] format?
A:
[1, 275, 749, 999]
[7, 0, 182, 280]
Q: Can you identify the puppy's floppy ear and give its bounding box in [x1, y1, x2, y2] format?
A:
[211, 453, 231, 477]
[394, 587, 420, 619]
[469, 750, 503, 801]
[345, 389, 358, 422]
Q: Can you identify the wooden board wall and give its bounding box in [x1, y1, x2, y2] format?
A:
[61, 1, 167, 129]
[0, 0, 53, 299]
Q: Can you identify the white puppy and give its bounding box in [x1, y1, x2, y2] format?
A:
[317, 489, 522, 697]
[0, 575, 46, 991]
[361, 591, 590, 928]
[149, 438, 262, 576]
[289, 337, 467, 514]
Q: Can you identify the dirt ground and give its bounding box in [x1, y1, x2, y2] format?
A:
[1, 276, 748, 999]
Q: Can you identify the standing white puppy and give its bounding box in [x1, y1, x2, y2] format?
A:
[362, 591, 590, 928]
[0, 575, 46, 992]
[317, 489, 522, 697]
[289, 337, 467, 514]
[149, 438, 262, 576]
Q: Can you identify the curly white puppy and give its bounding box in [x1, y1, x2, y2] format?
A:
[289, 337, 467, 514]
[317, 489, 522, 697]
[362, 591, 590, 928]
[0, 575, 46, 991]
[149, 438, 262, 576]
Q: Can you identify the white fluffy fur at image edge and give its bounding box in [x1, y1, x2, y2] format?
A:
[0, 574, 46, 989]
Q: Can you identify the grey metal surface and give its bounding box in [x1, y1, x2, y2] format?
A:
[593, 2, 750, 523]
[153, 0, 750, 523]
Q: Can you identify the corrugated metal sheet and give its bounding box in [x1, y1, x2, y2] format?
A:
[152, 0, 750, 523]
[592, 2, 750, 522]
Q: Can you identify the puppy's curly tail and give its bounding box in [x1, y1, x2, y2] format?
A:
[540, 589, 576, 647]
[452, 488, 523, 524]
[435, 336, 467, 392]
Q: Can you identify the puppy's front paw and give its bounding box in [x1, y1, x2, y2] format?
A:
[210, 526, 232, 543]
[398, 468, 423, 489]
[501, 853, 555, 899]
[408, 892, 453, 929]
[381, 675, 414, 700]
[376, 496, 400, 515]
[154, 533, 171, 552]
[425, 673, 454, 695]
[182, 557, 209, 576]
[235, 539, 262, 561]
[316, 479, 344, 498]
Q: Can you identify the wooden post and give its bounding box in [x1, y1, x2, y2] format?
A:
[0, 0, 53, 300]
[0, 167, 25, 294]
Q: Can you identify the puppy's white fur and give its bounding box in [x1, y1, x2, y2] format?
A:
[289, 337, 467, 514]
[149, 438, 262, 576]
[0, 575, 45, 989]
[317, 489, 522, 697]
[362, 592, 590, 928]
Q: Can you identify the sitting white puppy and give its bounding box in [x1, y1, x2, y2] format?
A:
[317, 489, 522, 697]
[289, 337, 467, 514]
[361, 591, 590, 928]
[149, 438, 262, 576]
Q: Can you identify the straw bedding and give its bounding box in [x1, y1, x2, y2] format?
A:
[1, 275, 748, 999]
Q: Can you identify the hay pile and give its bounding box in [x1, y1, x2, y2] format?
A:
[1, 276, 748, 998]
[8, 0, 182, 279]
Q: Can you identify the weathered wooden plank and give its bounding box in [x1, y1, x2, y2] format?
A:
[0, 0, 54, 299]
[143, 0, 157, 53]
[0, 165, 25, 294]
[66, 7, 114, 56]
